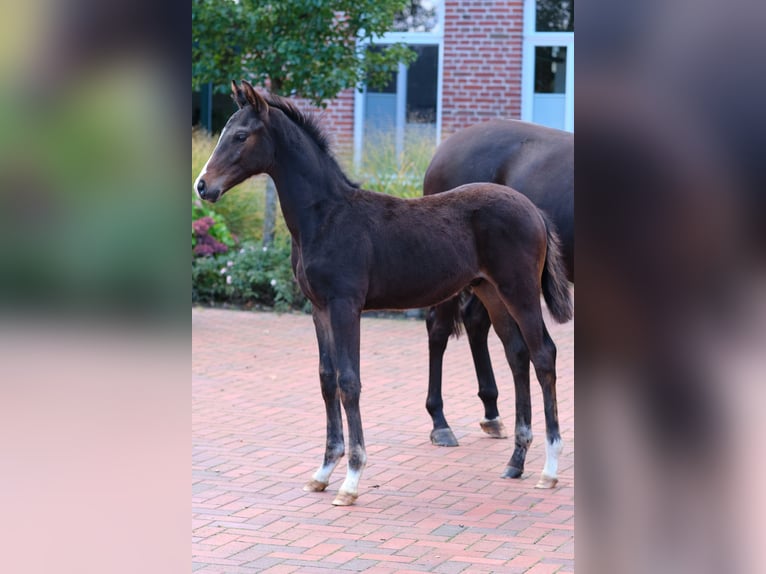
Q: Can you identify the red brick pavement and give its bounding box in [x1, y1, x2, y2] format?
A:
[193, 305, 573, 573]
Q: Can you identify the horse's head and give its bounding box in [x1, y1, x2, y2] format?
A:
[194, 80, 274, 203]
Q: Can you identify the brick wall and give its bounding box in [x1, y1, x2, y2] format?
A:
[441, 0, 523, 137]
[293, 0, 525, 149]
[293, 89, 355, 155]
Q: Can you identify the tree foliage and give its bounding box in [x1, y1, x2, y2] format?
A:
[192, 0, 415, 105]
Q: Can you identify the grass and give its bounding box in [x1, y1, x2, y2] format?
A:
[345, 128, 437, 198]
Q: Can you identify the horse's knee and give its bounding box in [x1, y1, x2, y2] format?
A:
[337, 371, 361, 401]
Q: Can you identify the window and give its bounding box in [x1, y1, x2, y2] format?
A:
[354, 2, 444, 167]
[360, 44, 440, 165]
[522, 0, 574, 131]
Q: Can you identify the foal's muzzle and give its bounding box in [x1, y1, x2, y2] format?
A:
[196, 179, 220, 202]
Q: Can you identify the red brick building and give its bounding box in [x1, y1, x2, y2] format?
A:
[316, 0, 573, 161]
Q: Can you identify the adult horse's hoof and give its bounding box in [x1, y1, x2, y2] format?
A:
[534, 474, 559, 489]
[479, 417, 508, 438]
[332, 490, 358, 506]
[303, 479, 329, 492]
[501, 465, 524, 479]
[430, 427, 459, 447]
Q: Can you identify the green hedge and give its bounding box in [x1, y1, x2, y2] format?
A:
[192, 240, 309, 312]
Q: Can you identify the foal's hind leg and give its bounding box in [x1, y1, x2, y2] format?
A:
[304, 310, 345, 493]
[471, 285, 534, 478]
[501, 296, 562, 489]
[475, 282, 563, 488]
[526, 322, 562, 489]
[462, 294, 507, 439]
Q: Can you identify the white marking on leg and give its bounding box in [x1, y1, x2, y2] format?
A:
[336, 446, 367, 500]
[542, 437, 563, 478]
[312, 459, 340, 485]
[193, 127, 227, 196]
[339, 464, 364, 496]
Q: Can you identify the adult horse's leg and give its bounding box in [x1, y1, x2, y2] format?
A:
[461, 294, 508, 439]
[327, 300, 367, 506]
[425, 297, 461, 446]
[304, 309, 345, 493]
[474, 281, 562, 489]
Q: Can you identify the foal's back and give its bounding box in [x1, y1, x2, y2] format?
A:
[356, 182, 547, 310]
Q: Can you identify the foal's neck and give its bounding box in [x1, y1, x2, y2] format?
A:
[265, 111, 352, 242]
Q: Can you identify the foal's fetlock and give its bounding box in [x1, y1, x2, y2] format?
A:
[502, 445, 528, 479]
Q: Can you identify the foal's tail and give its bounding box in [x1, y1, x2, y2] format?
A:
[541, 215, 573, 323]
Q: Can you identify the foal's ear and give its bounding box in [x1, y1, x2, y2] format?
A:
[231, 80, 248, 109]
[241, 80, 269, 116]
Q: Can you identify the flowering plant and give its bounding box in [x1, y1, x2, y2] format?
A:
[192, 199, 236, 257]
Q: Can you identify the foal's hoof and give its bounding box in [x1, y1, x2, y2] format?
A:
[479, 417, 508, 438]
[430, 427, 459, 447]
[501, 465, 524, 479]
[331, 490, 358, 506]
[303, 479, 329, 492]
[534, 474, 559, 489]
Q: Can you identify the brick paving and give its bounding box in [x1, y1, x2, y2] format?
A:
[193, 304, 573, 573]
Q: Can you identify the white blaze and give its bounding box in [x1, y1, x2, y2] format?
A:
[194, 127, 227, 197]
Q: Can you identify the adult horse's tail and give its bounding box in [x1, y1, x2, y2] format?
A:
[541, 216, 573, 323]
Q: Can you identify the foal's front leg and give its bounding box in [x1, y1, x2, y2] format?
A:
[328, 301, 367, 506]
[304, 310, 345, 493]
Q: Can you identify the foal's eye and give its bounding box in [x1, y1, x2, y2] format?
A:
[235, 133, 248, 142]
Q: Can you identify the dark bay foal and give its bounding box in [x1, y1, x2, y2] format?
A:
[194, 81, 573, 505]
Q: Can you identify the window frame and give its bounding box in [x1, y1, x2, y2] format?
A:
[521, 0, 575, 131]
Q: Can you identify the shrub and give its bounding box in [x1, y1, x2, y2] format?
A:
[192, 240, 308, 312]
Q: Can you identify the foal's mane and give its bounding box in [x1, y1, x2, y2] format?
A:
[264, 93, 360, 189]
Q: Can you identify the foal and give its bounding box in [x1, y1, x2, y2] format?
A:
[194, 81, 573, 505]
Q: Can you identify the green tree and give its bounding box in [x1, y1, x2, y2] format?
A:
[192, 0, 415, 106]
[193, 0, 415, 246]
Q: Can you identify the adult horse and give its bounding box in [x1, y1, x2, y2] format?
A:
[194, 81, 572, 505]
[422, 119, 574, 481]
